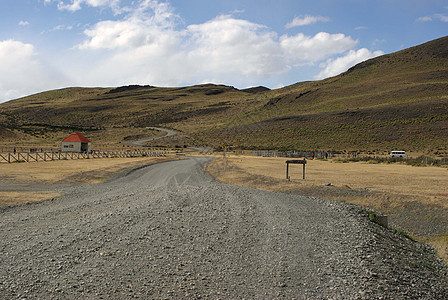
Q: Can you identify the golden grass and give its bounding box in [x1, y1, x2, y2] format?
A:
[207, 155, 448, 208]
[0, 191, 61, 206]
[0, 156, 175, 206]
[426, 235, 448, 263]
[0, 157, 170, 184]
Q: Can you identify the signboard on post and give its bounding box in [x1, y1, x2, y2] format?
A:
[286, 159, 307, 180]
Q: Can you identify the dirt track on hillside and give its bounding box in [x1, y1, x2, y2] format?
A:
[1, 158, 447, 298]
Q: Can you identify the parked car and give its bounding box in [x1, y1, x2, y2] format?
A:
[390, 151, 406, 157]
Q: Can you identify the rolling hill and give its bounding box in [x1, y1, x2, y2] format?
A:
[0, 36, 447, 154]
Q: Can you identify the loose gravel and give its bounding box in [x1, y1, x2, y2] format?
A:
[1, 157, 447, 299]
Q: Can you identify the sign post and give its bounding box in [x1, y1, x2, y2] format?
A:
[286, 159, 307, 180]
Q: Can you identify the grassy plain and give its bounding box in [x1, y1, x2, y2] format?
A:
[0, 156, 174, 206]
[206, 155, 448, 263]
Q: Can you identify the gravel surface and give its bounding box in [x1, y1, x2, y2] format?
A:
[1, 157, 447, 299]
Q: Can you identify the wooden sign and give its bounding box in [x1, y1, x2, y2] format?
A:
[286, 159, 307, 180]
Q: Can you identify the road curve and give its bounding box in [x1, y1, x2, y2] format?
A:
[126, 127, 177, 147]
[0, 157, 447, 298]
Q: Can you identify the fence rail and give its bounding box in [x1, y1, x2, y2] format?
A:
[0, 150, 165, 163]
[252, 151, 333, 159]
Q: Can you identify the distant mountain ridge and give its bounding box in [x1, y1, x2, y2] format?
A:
[0, 36, 447, 154]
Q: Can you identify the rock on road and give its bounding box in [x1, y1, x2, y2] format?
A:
[1, 157, 447, 299]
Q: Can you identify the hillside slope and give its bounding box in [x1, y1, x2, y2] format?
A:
[0, 36, 447, 153]
[0, 85, 254, 128]
[194, 36, 448, 153]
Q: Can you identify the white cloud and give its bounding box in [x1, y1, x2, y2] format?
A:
[18, 20, 30, 26]
[75, 1, 360, 88]
[79, 20, 152, 49]
[186, 15, 285, 77]
[286, 15, 330, 28]
[315, 48, 384, 79]
[2, 0, 376, 101]
[434, 13, 448, 22]
[52, 24, 73, 31]
[280, 32, 358, 65]
[416, 13, 448, 22]
[53, 0, 121, 13]
[416, 16, 433, 22]
[73, 1, 364, 88]
[0, 40, 70, 102]
[78, 0, 180, 50]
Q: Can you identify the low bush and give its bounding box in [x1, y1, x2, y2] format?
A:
[336, 155, 448, 167]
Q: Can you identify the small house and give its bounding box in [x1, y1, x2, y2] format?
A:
[61, 132, 91, 153]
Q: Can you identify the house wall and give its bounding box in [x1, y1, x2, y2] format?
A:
[62, 142, 82, 152]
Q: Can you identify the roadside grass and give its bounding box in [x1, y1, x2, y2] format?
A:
[0, 191, 61, 206]
[205, 154, 448, 264]
[365, 209, 416, 240]
[0, 156, 175, 206]
[336, 155, 448, 167]
[426, 235, 448, 263]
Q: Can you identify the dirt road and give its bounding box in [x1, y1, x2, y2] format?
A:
[126, 127, 177, 147]
[0, 158, 447, 298]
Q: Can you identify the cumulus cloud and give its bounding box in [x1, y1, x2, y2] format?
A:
[280, 32, 358, 65]
[315, 48, 384, 79]
[18, 20, 30, 26]
[186, 15, 285, 77]
[0, 40, 70, 102]
[2, 0, 381, 101]
[78, 0, 180, 50]
[75, 0, 360, 88]
[52, 0, 121, 12]
[286, 15, 330, 28]
[73, 1, 366, 88]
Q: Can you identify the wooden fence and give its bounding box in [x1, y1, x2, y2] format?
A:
[0, 150, 165, 164]
[252, 151, 333, 159]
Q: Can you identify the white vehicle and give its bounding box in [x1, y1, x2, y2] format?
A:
[390, 151, 406, 157]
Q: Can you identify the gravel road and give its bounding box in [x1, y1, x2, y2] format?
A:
[126, 127, 177, 147]
[1, 157, 447, 299]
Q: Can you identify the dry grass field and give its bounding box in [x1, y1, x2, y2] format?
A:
[0, 156, 174, 206]
[206, 155, 448, 263]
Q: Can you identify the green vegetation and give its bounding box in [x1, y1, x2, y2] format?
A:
[393, 229, 416, 241]
[366, 209, 415, 241]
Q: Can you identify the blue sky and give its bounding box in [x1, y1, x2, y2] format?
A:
[0, 0, 446, 102]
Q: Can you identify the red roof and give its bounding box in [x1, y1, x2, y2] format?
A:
[62, 132, 91, 143]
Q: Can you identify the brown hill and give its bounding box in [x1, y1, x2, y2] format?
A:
[0, 36, 447, 154]
[194, 36, 448, 154]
